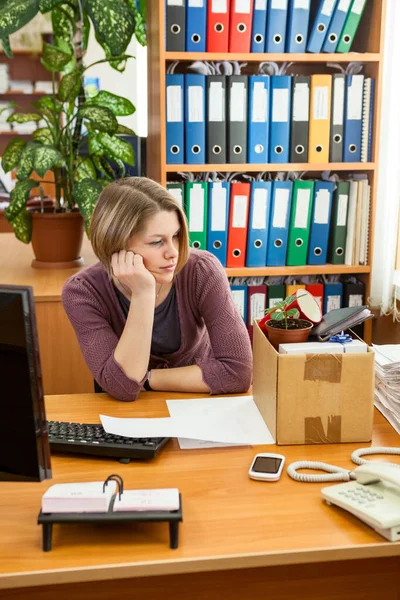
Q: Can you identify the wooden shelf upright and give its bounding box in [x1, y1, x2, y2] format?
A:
[146, 0, 387, 344]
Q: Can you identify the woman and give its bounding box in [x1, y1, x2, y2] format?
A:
[62, 177, 252, 401]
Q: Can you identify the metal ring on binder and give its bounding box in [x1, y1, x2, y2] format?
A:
[213, 240, 222, 249]
[295, 34, 303, 44]
[274, 239, 283, 248]
[349, 144, 357, 153]
[254, 34, 263, 44]
[214, 23, 224, 32]
[336, 247, 344, 256]
[254, 239, 262, 248]
[233, 145, 242, 154]
[255, 144, 264, 154]
[316, 145, 323, 153]
[233, 249, 241, 257]
[170, 145, 180, 155]
[329, 33, 338, 43]
[343, 34, 351, 44]
[314, 247, 322, 256]
[213, 145, 222, 155]
[192, 145, 200, 154]
[334, 134, 342, 143]
[275, 145, 283, 154]
[273, 34, 282, 44]
[317, 23, 326, 32]
[171, 24, 181, 34]
[295, 144, 305, 154]
[192, 241, 201, 249]
[295, 238, 304, 247]
[191, 33, 200, 43]
[237, 23, 246, 32]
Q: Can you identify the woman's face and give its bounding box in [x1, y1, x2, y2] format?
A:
[128, 210, 180, 284]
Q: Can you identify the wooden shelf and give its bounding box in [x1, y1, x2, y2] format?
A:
[225, 265, 371, 277]
[1, 90, 49, 96]
[165, 52, 380, 63]
[166, 163, 375, 173]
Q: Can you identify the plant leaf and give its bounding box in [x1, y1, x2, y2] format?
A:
[7, 112, 41, 123]
[52, 4, 74, 50]
[0, 0, 38, 36]
[92, 155, 114, 180]
[1, 138, 27, 173]
[133, 6, 146, 46]
[82, 11, 90, 51]
[88, 132, 104, 156]
[76, 156, 97, 182]
[39, 0, 69, 12]
[97, 132, 135, 166]
[88, 90, 135, 116]
[284, 295, 296, 306]
[41, 42, 72, 72]
[73, 178, 103, 220]
[33, 146, 64, 177]
[286, 309, 300, 318]
[5, 179, 38, 243]
[16, 142, 42, 181]
[116, 123, 135, 135]
[5, 209, 33, 243]
[59, 69, 82, 102]
[0, 35, 13, 58]
[271, 311, 284, 321]
[32, 127, 53, 145]
[34, 95, 63, 113]
[86, 0, 135, 57]
[77, 105, 118, 133]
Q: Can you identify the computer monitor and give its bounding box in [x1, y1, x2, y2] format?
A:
[0, 285, 52, 481]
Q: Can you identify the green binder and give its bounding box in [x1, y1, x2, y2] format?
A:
[337, 0, 368, 53]
[328, 181, 350, 264]
[166, 182, 184, 209]
[286, 180, 315, 266]
[185, 182, 208, 250]
[266, 284, 285, 309]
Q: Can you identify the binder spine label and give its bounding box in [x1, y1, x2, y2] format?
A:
[211, 186, 227, 230]
[251, 293, 265, 321]
[273, 189, 290, 228]
[212, 0, 228, 12]
[272, 89, 289, 122]
[271, 0, 287, 8]
[189, 186, 205, 231]
[293, 83, 309, 122]
[347, 77, 364, 120]
[313, 87, 329, 120]
[294, 0, 309, 7]
[252, 82, 268, 122]
[352, 0, 366, 15]
[337, 194, 348, 226]
[235, 0, 251, 11]
[294, 189, 311, 229]
[167, 87, 183, 122]
[188, 86, 204, 122]
[314, 189, 330, 224]
[252, 188, 268, 229]
[189, 0, 204, 6]
[321, 0, 335, 17]
[230, 82, 246, 121]
[338, 0, 351, 10]
[333, 78, 345, 125]
[209, 83, 225, 121]
[232, 195, 248, 227]
[255, 0, 267, 7]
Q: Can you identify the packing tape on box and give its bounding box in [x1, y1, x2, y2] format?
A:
[304, 354, 342, 384]
[304, 415, 342, 444]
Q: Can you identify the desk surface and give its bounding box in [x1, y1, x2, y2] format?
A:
[0, 233, 97, 301]
[0, 392, 399, 590]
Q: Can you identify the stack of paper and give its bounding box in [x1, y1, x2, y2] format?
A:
[345, 178, 371, 266]
[373, 344, 400, 434]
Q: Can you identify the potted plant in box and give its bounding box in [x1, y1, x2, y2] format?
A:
[0, 0, 146, 268]
[258, 290, 322, 350]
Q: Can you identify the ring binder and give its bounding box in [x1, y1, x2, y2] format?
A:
[103, 473, 124, 500]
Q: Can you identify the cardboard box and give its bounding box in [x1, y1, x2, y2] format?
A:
[253, 320, 375, 445]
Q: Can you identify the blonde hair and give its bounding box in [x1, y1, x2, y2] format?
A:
[90, 177, 190, 277]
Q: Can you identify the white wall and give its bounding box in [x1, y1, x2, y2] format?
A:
[84, 28, 148, 137]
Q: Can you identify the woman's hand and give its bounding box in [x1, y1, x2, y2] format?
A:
[111, 250, 156, 299]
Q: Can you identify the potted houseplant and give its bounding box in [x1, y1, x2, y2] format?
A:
[258, 293, 316, 350]
[0, 0, 146, 268]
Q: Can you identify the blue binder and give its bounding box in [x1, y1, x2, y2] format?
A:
[266, 0, 289, 53]
[344, 74, 364, 163]
[246, 181, 272, 267]
[230, 284, 248, 322]
[166, 73, 184, 164]
[307, 0, 338, 53]
[307, 181, 334, 265]
[322, 0, 352, 53]
[207, 181, 230, 267]
[269, 75, 292, 164]
[185, 73, 206, 164]
[324, 282, 343, 314]
[248, 75, 270, 164]
[266, 180, 293, 266]
[186, 0, 207, 52]
[251, 0, 268, 53]
[286, 0, 311, 53]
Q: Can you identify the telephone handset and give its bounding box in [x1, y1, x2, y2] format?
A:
[321, 463, 400, 542]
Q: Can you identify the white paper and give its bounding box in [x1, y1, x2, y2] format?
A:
[212, 0, 227, 13]
[209, 82, 224, 122]
[230, 82, 246, 122]
[189, 0, 204, 6]
[313, 86, 329, 121]
[338, 0, 352, 11]
[188, 86, 204, 123]
[273, 188, 290, 228]
[168, 187, 183, 208]
[166, 395, 275, 445]
[347, 76, 364, 121]
[349, 294, 363, 307]
[252, 188, 268, 229]
[167, 86, 182, 122]
[235, 0, 251, 13]
[250, 293, 265, 322]
[113, 489, 180, 512]
[337, 194, 348, 226]
[351, 0, 366, 15]
[271, 0, 287, 9]
[167, 0, 184, 5]
[255, 0, 267, 9]
[333, 77, 345, 126]
[293, 82, 309, 122]
[314, 189, 330, 224]
[189, 184, 205, 232]
[294, 188, 311, 229]
[232, 195, 248, 228]
[294, 0, 310, 8]
[321, 0, 335, 17]
[251, 82, 268, 123]
[211, 183, 227, 231]
[327, 295, 341, 312]
[272, 89, 289, 123]
[231, 290, 245, 319]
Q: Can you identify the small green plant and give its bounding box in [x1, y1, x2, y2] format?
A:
[264, 294, 301, 330]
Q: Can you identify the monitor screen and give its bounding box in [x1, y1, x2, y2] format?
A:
[0, 285, 52, 481]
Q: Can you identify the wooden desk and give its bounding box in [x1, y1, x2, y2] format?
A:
[0, 392, 399, 600]
[0, 233, 97, 395]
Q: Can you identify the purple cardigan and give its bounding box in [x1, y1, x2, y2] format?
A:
[62, 249, 252, 401]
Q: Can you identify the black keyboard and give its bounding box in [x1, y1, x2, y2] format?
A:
[47, 421, 170, 462]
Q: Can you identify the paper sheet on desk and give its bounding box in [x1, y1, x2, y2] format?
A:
[100, 396, 275, 446]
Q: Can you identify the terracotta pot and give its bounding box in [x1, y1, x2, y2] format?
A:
[265, 319, 313, 351]
[30, 211, 84, 269]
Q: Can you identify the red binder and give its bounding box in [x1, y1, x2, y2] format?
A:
[226, 182, 251, 268]
[247, 283, 267, 343]
[306, 283, 324, 314]
[229, 0, 254, 53]
[207, 0, 230, 52]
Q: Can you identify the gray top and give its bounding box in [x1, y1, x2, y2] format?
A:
[115, 284, 181, 356]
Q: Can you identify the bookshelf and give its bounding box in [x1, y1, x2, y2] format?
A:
[146, 0, 387, 344]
